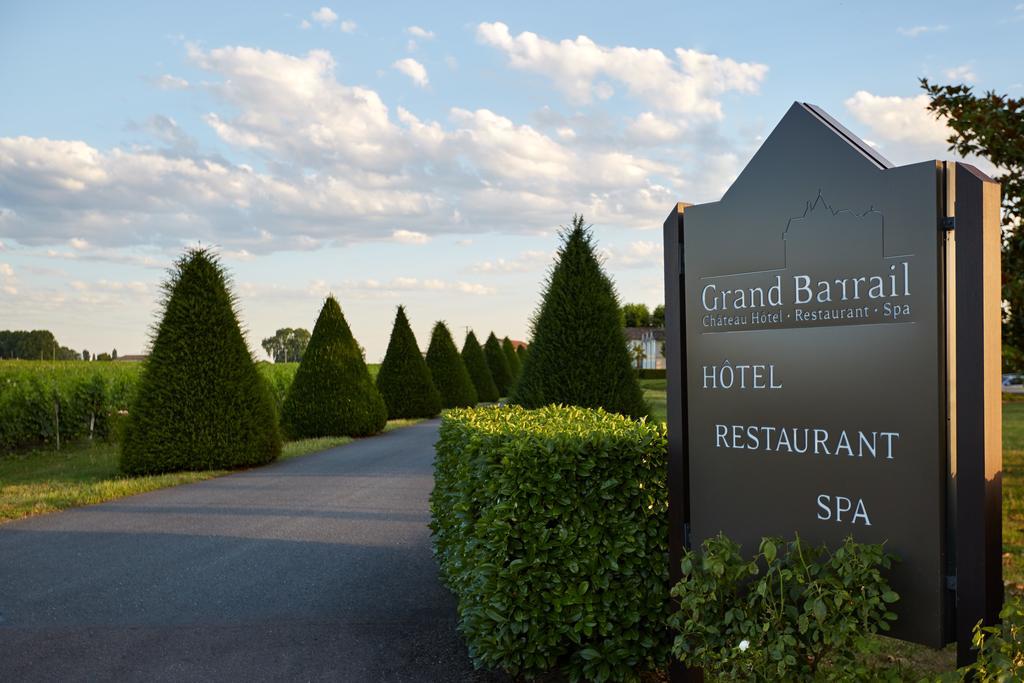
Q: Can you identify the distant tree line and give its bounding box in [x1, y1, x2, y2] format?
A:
[0, 330, 123, 361]
[0, 330, 79, 360]
[620, 303, 665, 328]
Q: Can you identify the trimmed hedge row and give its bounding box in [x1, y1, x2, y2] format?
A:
[430, 405, 670, 681]
[638, 369, 666, 380]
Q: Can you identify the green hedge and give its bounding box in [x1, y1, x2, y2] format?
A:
[638, 369, 666, 380]
[431, 405, 670, 681]
[281, 296, 387, 439]
[120, 248, 282, 474]
[376, 306, 441, 419]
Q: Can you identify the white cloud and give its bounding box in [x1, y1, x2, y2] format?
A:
[844, 91, 951, 146]
[898, 25, 947, 37]
[311, 7, 338, 26]
[476, 22, 767, 117]
[1, 263, 16, 294]
[392, 229, 430, 244]
[607, 240, 661, 268]
[472, 250, 551, 273]
[69, 237, 90, 250]
[626, 112, 686, 144]
[300, 19, 311, 29]
[393, 58, 429, 87]
[154, 74, 189, 90]
[340, 20, 356, 34]
[445, 55, 458, 70]
[0, 42, 715, 254]
[407, 26, 434, 39]
[343, 276, 495, 297]
[944, 64, 976, 83]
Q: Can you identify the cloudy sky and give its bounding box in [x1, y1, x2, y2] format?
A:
[1, 1, 1020, 360]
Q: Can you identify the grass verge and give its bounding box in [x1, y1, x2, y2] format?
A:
[0, 418, 424, 524]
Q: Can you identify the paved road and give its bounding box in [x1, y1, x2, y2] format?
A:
[0, 420, 506, 682]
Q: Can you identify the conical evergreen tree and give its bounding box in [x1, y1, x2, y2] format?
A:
[484, 332, 513, 397]
[516, 344, 528, 368]
[120, 248, 282, 474]
[426, 321, 478, 408]
[502, 336, 521, 380]
[376, 306, 442, 419]
[511, 215, 648, 418]
[462, 330, 499, 403]
[281, 296, 387, 438]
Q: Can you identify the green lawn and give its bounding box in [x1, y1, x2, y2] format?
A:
[0, 419, 421, 523]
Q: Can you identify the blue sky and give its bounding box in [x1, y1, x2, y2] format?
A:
[1, 1, 1021, 360]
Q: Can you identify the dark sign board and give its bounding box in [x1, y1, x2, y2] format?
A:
[663, 102, 1002, 654]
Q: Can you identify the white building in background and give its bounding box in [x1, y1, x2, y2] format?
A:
[624, 327, 665, 370]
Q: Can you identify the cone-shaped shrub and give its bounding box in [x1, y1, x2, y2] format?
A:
[120, 248, 282, 474]
[281, 296, 387, 438]
[426, 322, 478, 408]
[484, 332, 513, 397]
[517, 344, 528, 367]
[511, 215, 648, 418]
[462, 331, 499, 403]
[502, 336, 521, 380]
[376, 306, 442, 419]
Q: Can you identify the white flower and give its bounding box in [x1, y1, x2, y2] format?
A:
[738, 639, 750, 652]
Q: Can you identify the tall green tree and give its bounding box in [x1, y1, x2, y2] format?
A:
[426, 322, 478, 408]
[261, 327, 311, 363]
[281, 296, 387, 438]
[376, 306, 442, 419]
[462, 330, 499, 403]
[921, 80, 1024, 355]
[621, 303, 651, 327]
[502, 337, 521, 381]
[511, 215, 648, 418]
[651, 304, 666, 328]
[484, 332, 513, 397]
[120, 248, 281, 474]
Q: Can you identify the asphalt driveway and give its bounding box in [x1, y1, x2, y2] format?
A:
[0, 420, 504, 682]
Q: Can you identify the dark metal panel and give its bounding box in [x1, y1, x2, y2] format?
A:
[953, 162, 1003, 666]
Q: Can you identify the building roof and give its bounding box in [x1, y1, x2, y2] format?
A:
[624, 327, 665, 341]
[509, 339, 529, 350]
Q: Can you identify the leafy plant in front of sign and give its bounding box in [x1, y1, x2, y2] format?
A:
[669, 533, 899, 681]
[947, 597, 1024, 681]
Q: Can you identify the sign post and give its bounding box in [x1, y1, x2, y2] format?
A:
[663, 102, 1001, 673]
